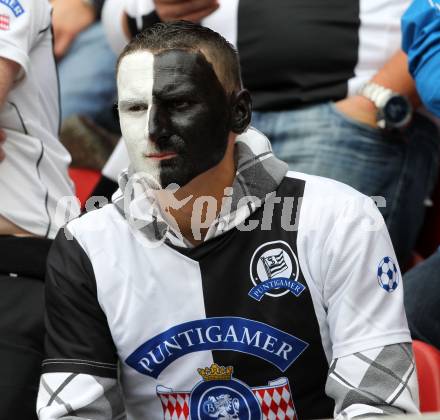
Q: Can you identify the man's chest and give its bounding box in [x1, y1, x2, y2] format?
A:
[92, 221, 334, 419]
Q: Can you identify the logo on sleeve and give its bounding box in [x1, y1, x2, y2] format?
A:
[0, 0, 24, 17]
[377, 256, 399, 292]
[0, 14, 9, 30]
[157, 364, 297, 420]
[248, 241, 306, 301]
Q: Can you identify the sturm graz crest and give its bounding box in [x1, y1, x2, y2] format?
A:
[156, 364, 297, 419]
[190, 366, 261, 420]
[248, 241, 305, 301]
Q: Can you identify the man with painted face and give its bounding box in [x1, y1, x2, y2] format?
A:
[37, 22, 418, 420]
[117, 42, 243, 190]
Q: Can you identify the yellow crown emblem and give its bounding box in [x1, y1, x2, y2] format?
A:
[197, 363, 233, 381]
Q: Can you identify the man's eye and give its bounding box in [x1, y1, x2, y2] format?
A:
[128, 104, 148, 112]
[170, 100, 192, 110]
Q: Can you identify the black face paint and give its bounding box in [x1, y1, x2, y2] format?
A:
[150, 50, 232, 188]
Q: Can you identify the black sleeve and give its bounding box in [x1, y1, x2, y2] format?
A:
[126, 11, 161, 38]
[42, 229, 118, 378]
[92, 0, 105, 20]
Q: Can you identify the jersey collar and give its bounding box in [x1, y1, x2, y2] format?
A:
[112, 127, 288, 248]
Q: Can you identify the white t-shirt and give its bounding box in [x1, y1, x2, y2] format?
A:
[0, 0, 75, 238]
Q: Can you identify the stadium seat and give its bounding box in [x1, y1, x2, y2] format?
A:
[416, 170, 440, 259]
[68, 168, 101, 208]
[413, 340, 440, 413]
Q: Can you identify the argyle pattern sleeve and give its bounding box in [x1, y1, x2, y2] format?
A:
[37, 373, 125, 420]
[327, 343, 418, 418]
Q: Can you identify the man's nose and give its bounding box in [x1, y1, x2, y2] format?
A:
[147, 104, 169, 143]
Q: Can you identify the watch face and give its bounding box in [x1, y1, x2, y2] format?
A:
[384, 95, 411, 127]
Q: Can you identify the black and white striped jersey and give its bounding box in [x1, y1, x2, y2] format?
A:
[119, 0, 411, 110]
[37, 130, 417, 419]
[0, 0, 74, 238]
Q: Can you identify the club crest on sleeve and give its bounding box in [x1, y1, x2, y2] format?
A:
[156, 363, 297, 420]
[248, 240, 305, 301]
[0, 0, 24, 17]
[0, 14, 9, 30]
[377, 256, 399, 293]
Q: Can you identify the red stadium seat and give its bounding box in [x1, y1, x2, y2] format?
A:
[68, 168, 101, 208]
[413, 340, 440, 413]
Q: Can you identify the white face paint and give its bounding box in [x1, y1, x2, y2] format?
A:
[117, 51, 160, 187]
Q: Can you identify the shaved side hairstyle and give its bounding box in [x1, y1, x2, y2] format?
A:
[117, 21, 243, 94]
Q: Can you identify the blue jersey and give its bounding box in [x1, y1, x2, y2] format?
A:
[402, 0, 440, 116]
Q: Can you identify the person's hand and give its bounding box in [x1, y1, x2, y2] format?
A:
[0, 129, 6, 162]
[51, 0, 96, 59]
[154, 0, 219, 23]
[334, 95, 378, 128]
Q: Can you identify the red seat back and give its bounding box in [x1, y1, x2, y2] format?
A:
[413, 340, 440, 413]
[68, 168, 101, 208]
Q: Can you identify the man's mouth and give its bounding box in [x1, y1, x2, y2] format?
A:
[144, 151, 177, 161]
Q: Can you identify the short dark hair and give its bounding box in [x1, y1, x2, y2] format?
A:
[117, 21, 242, 93]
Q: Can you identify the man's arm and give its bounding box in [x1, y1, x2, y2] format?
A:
[0, 57, 19, 107]
[0, 129, 5, 162]
[122, 0, 219, 39]
[51, 0, 101, 59]
[153, 0, 219, 23]
[37, 230, 125, 419]
[402, 0, 440, 116]
[335, 50, 420, 128]
[0, 57, 20, 162]
[103, 0, 218, 57]
[326, 344, 418, 419]
[319, 196, 419, 417]
[0, 0, 46, 161]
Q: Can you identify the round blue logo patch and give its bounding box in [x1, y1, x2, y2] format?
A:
[377, 256, 399, 293]
[190, 378, 262, 420]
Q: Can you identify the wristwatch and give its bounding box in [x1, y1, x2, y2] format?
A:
[359, 82, 412, 130]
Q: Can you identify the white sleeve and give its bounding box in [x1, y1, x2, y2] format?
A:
[294, 174, 419, 417]
[322, 195, 411, 358]
[102, 0, 157, 55]
[0, 0, 49, 74]
[102, 0, 128, 55]
[311, 183, 419, 416]
[124, 0, 155, 18]
[102, 138, 130, 182]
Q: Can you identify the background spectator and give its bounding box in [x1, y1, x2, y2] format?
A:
[0, 0, 76, 417]
[101, 0, 440, 267]
[52, 0, 119, 170]
[402, 0, 440, 350]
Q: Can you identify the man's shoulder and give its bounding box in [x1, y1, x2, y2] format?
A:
[66, 203, 129, 244]
[284, 170, 372, 204]
[281, 171, 379, 230]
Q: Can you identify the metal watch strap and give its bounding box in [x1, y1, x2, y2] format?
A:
[359, 82, 394, 108]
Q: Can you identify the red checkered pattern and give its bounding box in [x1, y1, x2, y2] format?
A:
[158, 392, 190, 420]
[0, 14, 10, 30]
[254, 383, 297, 420]
[157, 382, 297, 420]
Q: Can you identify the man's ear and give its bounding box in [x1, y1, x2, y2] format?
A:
[231, 89, 252, 134]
